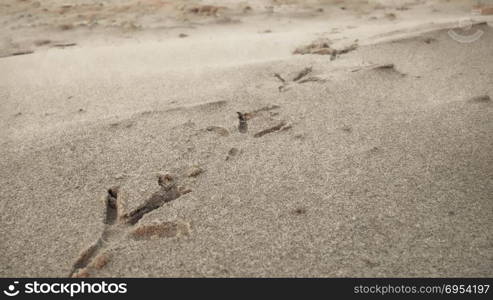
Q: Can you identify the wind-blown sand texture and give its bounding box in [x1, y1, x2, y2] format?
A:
[1, 0, 492, 277]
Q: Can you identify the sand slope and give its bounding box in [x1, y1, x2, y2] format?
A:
[0, 1, 492, 277]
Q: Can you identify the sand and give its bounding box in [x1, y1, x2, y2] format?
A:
[0, 0, 492, 277]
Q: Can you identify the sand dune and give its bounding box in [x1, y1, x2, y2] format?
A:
[0, 0, 492, 277]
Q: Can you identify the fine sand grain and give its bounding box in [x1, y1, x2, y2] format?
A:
[0, 0, 492, 277]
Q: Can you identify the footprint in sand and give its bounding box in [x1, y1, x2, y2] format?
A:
[275, 67, 327, 92]
[226, 147, 240, 161]
[206, 126, 230, 137]
[70, 174, 192, 278]
[467, 95, 491, 103]
[236, 105, 293, 138]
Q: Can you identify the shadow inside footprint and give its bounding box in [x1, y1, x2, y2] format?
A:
[468, 95, 491, 103]
[123, 175, 182, 225]
[130, 221, 190, 240]
[105, 187, 119, 225]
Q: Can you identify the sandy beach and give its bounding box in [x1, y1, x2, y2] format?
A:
[1, 0, 492, 277]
